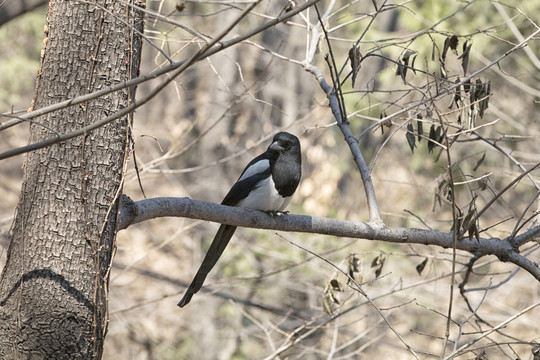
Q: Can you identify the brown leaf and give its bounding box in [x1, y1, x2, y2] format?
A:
[450, 77, 462, 110]
[371, 254, 386, 278]
[459, 41, 472, 75]
[401, 50, 415, 80]
[439, 57, 447, 79]
[428, 125, 436, 153]
[473, 153, 486, 171]
[463, 78, 471, 93]
[176, 1, 186, 11]
[442, 36, 451, 62]
[411, 54, 418, 74]
[396, 60, 406, 82]
[416, 257, 428, 275]
[478, 178, 487, 191]
[347, 254, 360, 282]
[406, 122, 416, 154]
[323, 291, 338, 314]
[349, 45, 362, 87]
[417, 115, 423, 141]
[330, 279, 342, 292]
[402, 50, 415, 64]
[462, 207, 475, 234]
[436, 125, 443, 143]
[449, 35, 459, 51]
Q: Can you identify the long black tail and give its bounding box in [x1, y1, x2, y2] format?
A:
[178, 224, 237, 307]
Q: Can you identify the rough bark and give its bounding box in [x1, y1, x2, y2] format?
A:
[0, 1, 144, 359]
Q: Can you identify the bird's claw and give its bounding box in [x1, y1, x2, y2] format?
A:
[268, 210, 289, 217]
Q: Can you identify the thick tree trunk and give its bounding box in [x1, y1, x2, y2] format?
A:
[0, 1, 144, 358]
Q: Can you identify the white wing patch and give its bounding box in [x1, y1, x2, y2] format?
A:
[237, 175, 291, 211]
[238, 159, 270, 182]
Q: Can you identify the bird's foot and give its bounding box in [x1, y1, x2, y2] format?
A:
[267, 210, 289, 217]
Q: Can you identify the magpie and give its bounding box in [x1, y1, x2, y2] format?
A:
[178, 132, 302, 307]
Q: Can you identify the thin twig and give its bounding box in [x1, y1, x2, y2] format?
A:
[443, 300, 540, 359]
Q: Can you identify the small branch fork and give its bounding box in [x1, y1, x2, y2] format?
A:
[0, 0, 323, 160]
[303, 3, 383, 225]
[117, 195, 540, 281]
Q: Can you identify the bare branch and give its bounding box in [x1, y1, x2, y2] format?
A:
[443, 299, 540, 359]
[117, 195, 540, 281]
[0, 0, 323, 132]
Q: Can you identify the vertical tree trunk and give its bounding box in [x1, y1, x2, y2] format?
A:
[0, 1, 144, 358]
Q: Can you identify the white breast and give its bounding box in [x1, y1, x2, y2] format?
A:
[236, 175, 292, 211]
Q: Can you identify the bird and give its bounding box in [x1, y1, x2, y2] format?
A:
[178, 132, 302, 307]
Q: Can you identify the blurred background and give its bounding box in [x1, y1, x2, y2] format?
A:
[1, 0, 539, 358]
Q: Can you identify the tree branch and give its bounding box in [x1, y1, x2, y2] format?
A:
[117, 195, 540, 281]
[0, 0, 323, 132]
[300, 4, 383, 224]
[304, 61, 382, 224]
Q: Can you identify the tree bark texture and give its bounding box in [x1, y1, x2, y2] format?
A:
[0, 1, 144, 359]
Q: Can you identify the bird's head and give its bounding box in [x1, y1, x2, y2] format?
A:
[268, 132, 300, 153]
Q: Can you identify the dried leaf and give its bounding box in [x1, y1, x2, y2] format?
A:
[285, 1, 295, 12]
[473, 153, 486, 171]
[462, 208, 475, 234]
[435, 125, 442, 143]
[402, 50, 415, 64]
[411, 54, 418, 74]
[428, 125, 436, 153]
[323, 291, 339, 314]
[482, 80, 491, 115]
[474, 79, 483, 101]
[322, 295, 333, 314]
[417, 115, 423, 141]
[371, 254, 386, 278]
[449, 35, 459, 51]
[439, 57, 447, 79]
[396, 60, 406, 82]
[330, 279, 342, 292]
[442, 36, 451, 62]
[533, 345, 540, 360]
[479, 97, 489, 118]
[349, 45, 362, 87]
[467, 223, 475, 241]
[347, 254, 360, 283]
[451, 77, 462, 110]
[459, 41, 472, 75]
[446, 186, 453, 202]
[401, 50, 415, 80]
[406, 122, 416, 154]
[476, 79, 490, 118]
[371, 254, 383, 268]
[469, 82, 476, 107]
[416, 257, 428, 275]
[463, 78, 471, 93]
[478, 178, 487, 191]
[176, 1, 186, 11]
